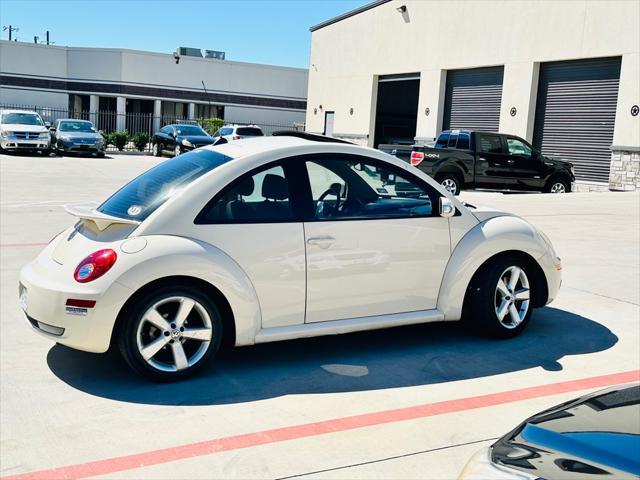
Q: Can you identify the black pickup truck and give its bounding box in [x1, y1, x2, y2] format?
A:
[409, 130, 575, 195]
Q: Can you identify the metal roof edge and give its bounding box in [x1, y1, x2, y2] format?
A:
[310, 0, 392, 32]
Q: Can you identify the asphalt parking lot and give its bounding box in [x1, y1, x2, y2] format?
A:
[1, 152, 639, 480]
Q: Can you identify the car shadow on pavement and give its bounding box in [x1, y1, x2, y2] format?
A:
[46, 307, 617, 406]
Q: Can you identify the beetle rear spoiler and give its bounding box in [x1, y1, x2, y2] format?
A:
[64, 203, 141, 231]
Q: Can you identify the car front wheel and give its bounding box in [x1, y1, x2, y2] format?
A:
[119, 286, 223, 381]
[544, 176, 570, 193]
[174, 145, 181, 157]
[152, 142, 161, 157]
[464, 256, 533, 338]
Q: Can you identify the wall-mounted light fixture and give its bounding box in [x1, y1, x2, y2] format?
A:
[396, 5, 407, 13]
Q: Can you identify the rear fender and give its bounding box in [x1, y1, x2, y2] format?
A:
[114, 235, 261, 346]
[437, 216, 548, 320]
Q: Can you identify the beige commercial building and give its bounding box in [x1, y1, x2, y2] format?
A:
[305, 0, 640, 190]
[1, 41, 307, 134]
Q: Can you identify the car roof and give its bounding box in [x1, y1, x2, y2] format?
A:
[57, 118, 92, 123]
[202, 135, 319, 159]
[0, 109, 42, 115]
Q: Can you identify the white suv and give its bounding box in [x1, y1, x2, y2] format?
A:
[0, 109, 51, 154]
[212, 124, 264, 143]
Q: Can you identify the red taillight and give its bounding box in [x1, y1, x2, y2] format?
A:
[74, 249, 117, 283]
[410, 151, 424, 166]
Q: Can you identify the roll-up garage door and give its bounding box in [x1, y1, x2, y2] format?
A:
[533, 57, 621, 183]
[443, 66, 504, 132]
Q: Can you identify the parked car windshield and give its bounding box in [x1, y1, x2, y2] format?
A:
[98, 149, 232, 221]
[1, 112, 44, 126]
[59, 121, 96, 133]
[175, 125, 207, 136]
[236, 127, 263, 136]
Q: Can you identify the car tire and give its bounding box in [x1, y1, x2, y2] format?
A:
[544, 176, 570, 194]
[464, 256, 534, 339]
[96, 151, 105, 158]
[118, 286, 223, 382]
[174, 145, 181, 157]
[436, 173, 461, 196]
[152, 143, 161, 157]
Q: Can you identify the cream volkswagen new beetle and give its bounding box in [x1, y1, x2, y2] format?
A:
[19, 132, 562, 381]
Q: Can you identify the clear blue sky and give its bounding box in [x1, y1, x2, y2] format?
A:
[0, 0, 368, 68]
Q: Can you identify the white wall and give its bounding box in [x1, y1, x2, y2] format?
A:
[306, 0, 640, 147]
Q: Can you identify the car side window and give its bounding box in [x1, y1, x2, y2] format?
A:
[478, 134, 504, 154]
[197, 164, 294, 223]
[506, 138, 533, 158]
[447, 132, 459, 148]
[306, 157, 436, 220]
[435, 132, 450, 149]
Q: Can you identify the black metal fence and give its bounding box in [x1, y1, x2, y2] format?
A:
[0, 104, 305, 153]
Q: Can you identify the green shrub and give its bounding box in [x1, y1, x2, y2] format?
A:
[102, 131, 113, 148]
[202, 117, 225, 136]
[131, 132, 150, 152]
[111, 130, 129, 151]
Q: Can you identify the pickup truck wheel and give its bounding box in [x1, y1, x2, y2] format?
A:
[464, 256, 533, 339]
[436, 174, 461, 195]
[544, 176, 570, 193]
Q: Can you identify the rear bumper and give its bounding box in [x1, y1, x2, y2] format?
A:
[19, 253, 133, 353]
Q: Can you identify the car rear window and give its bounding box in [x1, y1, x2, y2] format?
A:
[457, 132, 470, 150]
[236, 127, 263, 136]
[98, 149, 232, 221]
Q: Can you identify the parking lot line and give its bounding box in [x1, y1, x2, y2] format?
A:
[0, 242, 48, 248]
[3, 369, 637, 480]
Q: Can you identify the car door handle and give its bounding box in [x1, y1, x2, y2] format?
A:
[479, 157, 487, 162]
[307, 236, 336, 248]
[507, 159, 515, 165]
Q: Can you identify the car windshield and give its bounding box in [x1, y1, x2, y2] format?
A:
[1, 112, 44, 126]
[236, 127, 263, 136]
[174, 125, 207, 136]
[98, 149, 232, 221]
[59, 121, 95, 133]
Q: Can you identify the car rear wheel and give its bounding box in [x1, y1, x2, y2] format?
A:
[436, 173, 461, 195]
[119, 286, 223, 381]
[464, 256, 533, 338]
[152, 142, 161, 157]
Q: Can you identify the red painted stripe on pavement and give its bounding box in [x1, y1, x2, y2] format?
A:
[4, 370, 638, 480]
[0, 242, 48, 248]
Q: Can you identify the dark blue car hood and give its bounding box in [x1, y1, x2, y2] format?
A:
[491, 384, 640, 479]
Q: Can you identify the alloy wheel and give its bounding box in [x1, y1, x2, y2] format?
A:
[174, 145, 181, 157]
[494, 266, 530, 329]
[136, 296, 213, 372]
[550, 182, 566, 193]
[152, 143, 158, 156]
[441, 178, 458, 195]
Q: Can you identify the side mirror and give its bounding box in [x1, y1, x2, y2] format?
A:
[44, 122, 51, 128]
[49, 126, 56, 132]
[439, 197, 455, 218]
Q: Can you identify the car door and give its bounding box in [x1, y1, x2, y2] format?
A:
[194, 160, 307, 329]
[474, 133, 515, 188]
[301, 154, 451, 323]
[504, 136, 545, 190]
